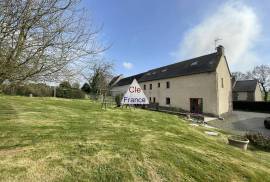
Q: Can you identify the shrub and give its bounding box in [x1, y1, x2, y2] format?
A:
[81, 83, 91, 93]
[264, 118, 270, 129]
[115, 94, 122, 107]
[56, 87, 85, 99]
[59, 81, 72, 89]
[246, 132, 270, 151]
[2, 83, 53, 97]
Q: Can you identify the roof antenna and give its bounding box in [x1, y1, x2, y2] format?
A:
[214, 38, 222, 50]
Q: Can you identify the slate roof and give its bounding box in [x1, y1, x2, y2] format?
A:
[113, 52, 222, 86]
[109, 75, 122, 87]
[139, 53, 220, 82]
[233, 80, 258, 92]
[114, 73, 145, 86]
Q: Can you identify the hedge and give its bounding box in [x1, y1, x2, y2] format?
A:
[1, 84, 53, 97]
[233, 101, 270, 113]
[56, 88, 85, 99]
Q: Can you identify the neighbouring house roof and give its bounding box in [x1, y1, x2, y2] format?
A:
[109, 75, 122, 87]
[113, 52, 222, 87]
[233, 80, 258, 92]
[114, 73, 145, 87]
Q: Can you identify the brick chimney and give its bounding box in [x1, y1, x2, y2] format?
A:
[216, 45, 224, 55]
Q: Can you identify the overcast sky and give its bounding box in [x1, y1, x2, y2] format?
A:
[82, 0, 270, 77]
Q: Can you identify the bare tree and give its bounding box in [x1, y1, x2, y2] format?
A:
[72, 82, 80, 89]
[232, 72, 248, 81]
[82, 61, 113, 94]
[0, 0, 105, 84]
[246, 65, 270, 101]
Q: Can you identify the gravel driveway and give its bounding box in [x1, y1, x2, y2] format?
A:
[208, 111, 270, 136]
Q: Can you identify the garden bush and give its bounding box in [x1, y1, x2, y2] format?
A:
[246, 132, 270, 151]
[2, 83, 53, 97]
[264, 118, 270, 129]
[56, 87, 85, 99]
[115, 94, 122, 107]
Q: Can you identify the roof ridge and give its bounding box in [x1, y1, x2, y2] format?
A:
[114, 51, 221, 86]
[146, 52, 217, 72]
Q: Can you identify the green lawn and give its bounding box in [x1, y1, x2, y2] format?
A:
[0, 95, 270, 182]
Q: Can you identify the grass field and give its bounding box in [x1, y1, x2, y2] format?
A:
[0, 95, 270, 181]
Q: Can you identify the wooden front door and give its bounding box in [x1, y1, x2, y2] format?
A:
[190, 98, 203, 114]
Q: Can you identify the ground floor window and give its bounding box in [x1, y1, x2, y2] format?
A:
[153, 97, 156, 103]
[190, 98, 203, 114]
[166, 97, 170, 105]
[149, 97, 152, 102]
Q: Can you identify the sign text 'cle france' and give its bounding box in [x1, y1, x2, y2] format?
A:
[121, 79, 149, 105]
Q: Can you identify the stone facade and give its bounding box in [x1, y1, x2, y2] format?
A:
[111, 47, 232, 117]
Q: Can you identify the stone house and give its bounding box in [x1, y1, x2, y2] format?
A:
[232, 80, 263, 101]
[110, 46, 232, 117]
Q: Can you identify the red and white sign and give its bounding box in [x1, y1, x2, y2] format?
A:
[121, 79, 149, 105]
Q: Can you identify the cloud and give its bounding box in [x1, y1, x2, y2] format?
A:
[174, 1, 261, 71]
[122, 62, 133, 69]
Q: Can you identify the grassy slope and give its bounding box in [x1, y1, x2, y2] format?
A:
[0, 95, 269, 182]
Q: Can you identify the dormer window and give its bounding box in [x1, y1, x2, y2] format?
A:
[191, 61, 198, 66]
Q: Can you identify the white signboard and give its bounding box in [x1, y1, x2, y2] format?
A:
[121, 79, 149, 105]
